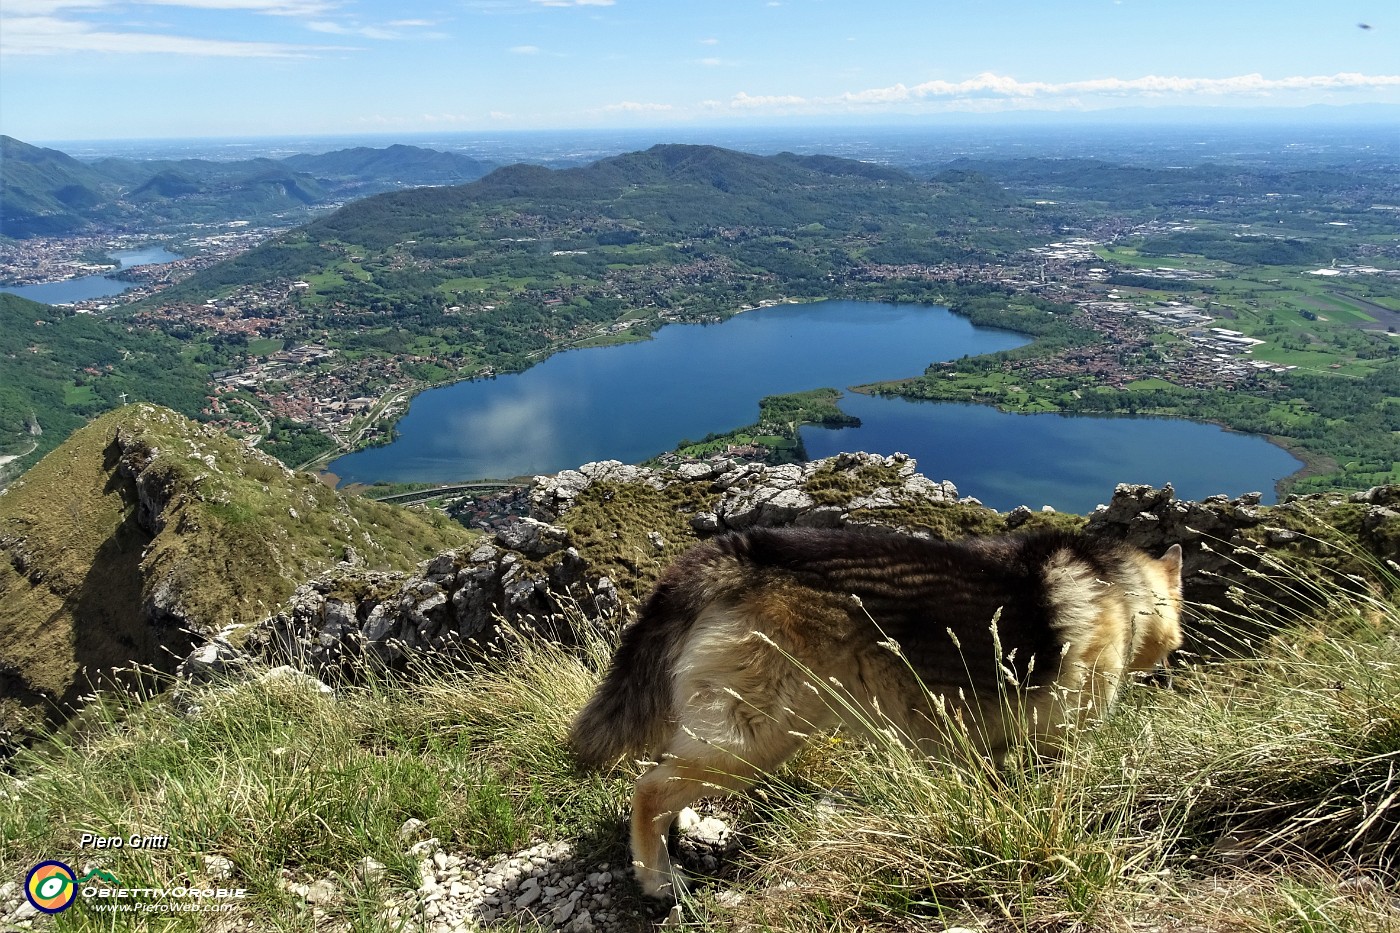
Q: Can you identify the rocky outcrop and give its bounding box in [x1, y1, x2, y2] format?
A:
[530, 460, 664, 523]
[1085, 482, 1400, 654]
[534, 451, 964, 533]
[222, 452, 970, 676]
[241, 538, 622, 676]
[193, 452, 1400, 681]
[0, 405, 472, 749]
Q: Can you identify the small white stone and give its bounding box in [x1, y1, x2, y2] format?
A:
[408, 837, 440, 857]
[304, 879, 337, 905]
[354, 856, 386, 881]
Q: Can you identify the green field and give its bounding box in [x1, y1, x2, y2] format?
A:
[63, 384, 98, 406]
[247, 338, 284, 356]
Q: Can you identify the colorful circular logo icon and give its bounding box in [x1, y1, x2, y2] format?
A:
[25, 861, 78, 913]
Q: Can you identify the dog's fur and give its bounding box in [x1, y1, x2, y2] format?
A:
[569, 527, 1184, 898]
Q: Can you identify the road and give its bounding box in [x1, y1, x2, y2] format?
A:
[366, 481, 521, 504]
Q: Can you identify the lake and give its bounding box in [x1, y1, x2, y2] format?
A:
[801, 394, 1302, 514]
[1, 246, 182, 304]
[327, 300, 1302, 512]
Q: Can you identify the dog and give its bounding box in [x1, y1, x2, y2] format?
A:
[569, 526, 1184, 899]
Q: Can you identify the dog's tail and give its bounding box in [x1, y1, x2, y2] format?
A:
[569, 572, 705, 770]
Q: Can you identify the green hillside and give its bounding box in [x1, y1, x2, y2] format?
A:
[0, 292, 212, 471]
[0, 136, 121, 236]
[160, 143, 1025, 297]
[0, 405, 472, 743]
[0, 136, 498, 237]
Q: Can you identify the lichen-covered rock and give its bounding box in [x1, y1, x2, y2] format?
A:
[495, 517, 570, 558]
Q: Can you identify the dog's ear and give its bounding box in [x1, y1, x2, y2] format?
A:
[1159, 544, 1183, 588]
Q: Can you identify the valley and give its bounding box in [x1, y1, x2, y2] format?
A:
[3, 134, 1399, 499]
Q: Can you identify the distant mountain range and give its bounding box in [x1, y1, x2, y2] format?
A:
[0, 135, 498, 237]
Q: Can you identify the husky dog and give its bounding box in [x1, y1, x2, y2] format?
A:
[570, 527, 1183, 899]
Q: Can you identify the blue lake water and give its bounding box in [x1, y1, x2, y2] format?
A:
[801, 394, 1302, 514]
[1, 246, 182, 304]
[327, 300, 1303, 512]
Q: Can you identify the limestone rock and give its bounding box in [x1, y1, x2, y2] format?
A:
[495, 518, 570, 558]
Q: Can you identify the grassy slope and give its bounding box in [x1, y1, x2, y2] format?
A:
[1, 546, 1395, 932]
[0, 404, 471, 739]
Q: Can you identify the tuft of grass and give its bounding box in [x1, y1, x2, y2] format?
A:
[804, 458, 908, 507]
[562, 479, 718, 604]
[0, 617, 643, 930]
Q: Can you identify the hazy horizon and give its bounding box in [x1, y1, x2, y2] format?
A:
[14, 115, 1396, 176]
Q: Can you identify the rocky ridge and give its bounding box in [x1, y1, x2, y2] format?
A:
[211, 452, 968, 677]
[203, 450, 1400, 680]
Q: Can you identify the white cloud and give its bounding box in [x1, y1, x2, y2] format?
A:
[4, 0, 336, 11]
[0, 13, 332, 55]
[306, 20, 401, 39]
[729, 71, 1400, 113]
[880, 71, 1400, 100]
[699, 37, 718, 45]
[0, 0, 95, 11]
[143, 0, 338, 15]
[1, 0, 369, 57]
[307, 18, 448, 40]
[531, 0, 614, 6]
[510, 44, 541, 54]
[730, 91, 808, 109]
[601, 101, 674, 112]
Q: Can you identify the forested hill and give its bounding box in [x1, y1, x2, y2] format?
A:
[316, 145, 950, 246]
[0, 135, 498, 236]
[155, 143, 1033, 302]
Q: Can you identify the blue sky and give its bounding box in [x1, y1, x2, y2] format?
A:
[2, 0, 1397, 142]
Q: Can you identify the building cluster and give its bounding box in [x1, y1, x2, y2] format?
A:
[0, 227, 274, 299]
[206, 342, 427, 440]
[0, 236, 128, 285]
[1308, 263, 1400, 279]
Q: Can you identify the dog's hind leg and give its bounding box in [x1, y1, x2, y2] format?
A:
[630, 727, 805, 899]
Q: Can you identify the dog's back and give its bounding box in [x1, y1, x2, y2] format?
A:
[570, 527, 1183, 898]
